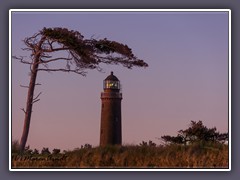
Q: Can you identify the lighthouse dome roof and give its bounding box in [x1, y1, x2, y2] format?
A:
[105, 71, 119, 81]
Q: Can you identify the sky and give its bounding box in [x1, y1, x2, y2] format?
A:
[11, 10, 229, 151]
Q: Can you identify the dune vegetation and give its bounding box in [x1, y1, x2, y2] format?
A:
[11, 141, 228, 168]
[12, 121, 228, 169]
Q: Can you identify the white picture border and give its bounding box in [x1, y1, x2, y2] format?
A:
[9, 9, 231, 171]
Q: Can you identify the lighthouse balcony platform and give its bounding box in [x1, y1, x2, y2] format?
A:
[101, 92, 122, 99]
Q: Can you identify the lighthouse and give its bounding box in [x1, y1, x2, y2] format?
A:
[100, 71, 122, 146]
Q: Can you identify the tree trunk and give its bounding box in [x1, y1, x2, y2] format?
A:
[19, 55, 40, 152]
[19, 36, 46, 152]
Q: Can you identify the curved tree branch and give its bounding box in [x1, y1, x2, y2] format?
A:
[37, 68, 86, 76]
[40, 57, 72, 63]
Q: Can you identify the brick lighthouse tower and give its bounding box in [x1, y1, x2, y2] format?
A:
[100, 71, 122, 146]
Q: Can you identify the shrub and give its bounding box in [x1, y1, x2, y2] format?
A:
[52, 148, 61, 155]
[41, 147, 51, 155]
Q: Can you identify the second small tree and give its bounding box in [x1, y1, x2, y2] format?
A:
[161, 120, 228, 145]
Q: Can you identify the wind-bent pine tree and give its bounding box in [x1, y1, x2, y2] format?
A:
[13, 27, 148, 152]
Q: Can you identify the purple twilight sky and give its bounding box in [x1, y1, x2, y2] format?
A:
[11, 10, 229, 151]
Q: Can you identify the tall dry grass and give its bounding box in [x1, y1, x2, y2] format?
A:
[12, 142, 228, 168]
